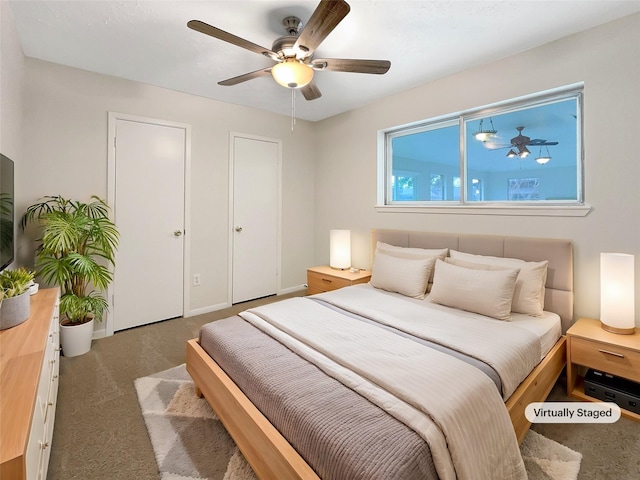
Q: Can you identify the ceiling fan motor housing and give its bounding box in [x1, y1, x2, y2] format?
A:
[272, 36, 302, 59]
[282, 16, 302, 36]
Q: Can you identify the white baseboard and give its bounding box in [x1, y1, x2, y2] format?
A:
[100, 285, 307, 326]
[278, 284, 307, 295]
[92, 327, 107, 339]
[186, 285, 306, 317]
[186, 301, 231, 318]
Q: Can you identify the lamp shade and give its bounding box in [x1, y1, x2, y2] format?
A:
[329, 230, 351, 270]
[600, 253, 636, 335]
[271, 60, 314, 88]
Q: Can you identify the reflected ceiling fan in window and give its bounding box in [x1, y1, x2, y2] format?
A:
[482, 126, 558, 160]
[187, 0, 391, 101]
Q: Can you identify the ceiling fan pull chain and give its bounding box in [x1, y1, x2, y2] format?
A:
[291, 89, 297, 133]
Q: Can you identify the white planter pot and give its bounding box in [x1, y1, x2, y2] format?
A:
[60, 318, 95, 357]
[0, 290, 31, 330]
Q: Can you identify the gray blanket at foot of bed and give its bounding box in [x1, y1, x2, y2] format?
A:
[199, 316, 438, 480]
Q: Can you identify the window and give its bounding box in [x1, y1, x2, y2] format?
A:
[508, 178, 540, 201]
[379, 85, 586, 215]
[430, 174, 444, 201]
[470, 178, 484, 201]
[392, 174, 416, 201]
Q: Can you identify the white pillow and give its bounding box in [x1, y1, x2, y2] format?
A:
[449, 250, 548, 316]
[370, 251, 435, 299]
[375, 242, 448, 289]
[429, 260, 520, 321]
[376, 242, 448, 260]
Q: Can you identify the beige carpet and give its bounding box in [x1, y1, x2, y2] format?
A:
[135, 364, 582, 480]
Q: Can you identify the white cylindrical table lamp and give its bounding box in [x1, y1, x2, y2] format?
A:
[600, 252, 636, 335]
[330, 230, 351, 270]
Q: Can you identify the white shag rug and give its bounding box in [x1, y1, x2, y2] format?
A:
[135, 364, 582, 480]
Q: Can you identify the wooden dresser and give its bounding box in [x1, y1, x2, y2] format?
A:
[307, 266, 371, 295]
[0, 288, 61, 480]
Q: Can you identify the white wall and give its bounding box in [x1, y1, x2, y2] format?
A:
[0, 1, 25, 272]
[314, 13, 640, 324]
[17, 58, 316, 332]
[0, 1, 24, 161]
[7, 10, 640, 330]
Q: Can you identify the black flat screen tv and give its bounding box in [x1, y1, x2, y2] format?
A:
[0, 154, 15, 271]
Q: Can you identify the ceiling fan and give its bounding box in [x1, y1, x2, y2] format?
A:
[482, 126, 558, 158]
[187, 0, 391, 101]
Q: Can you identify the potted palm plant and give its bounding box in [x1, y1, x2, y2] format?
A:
[0, 267, 35, 330]
[22, 195, 119, 356]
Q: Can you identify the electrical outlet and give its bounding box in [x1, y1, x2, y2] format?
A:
[193, 274, 201, 287]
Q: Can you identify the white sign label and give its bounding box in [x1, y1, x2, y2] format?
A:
[525, 402, 621, 423]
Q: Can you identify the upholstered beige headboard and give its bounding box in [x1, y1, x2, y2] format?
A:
[371, 229, 574, 332]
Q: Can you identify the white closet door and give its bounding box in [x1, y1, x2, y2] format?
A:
[232, 135, 279, 304]
[112, 117, 186, 331]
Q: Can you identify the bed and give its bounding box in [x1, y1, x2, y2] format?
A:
[186, 229, 573, 480]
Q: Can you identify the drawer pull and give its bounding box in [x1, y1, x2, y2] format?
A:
[321, 278, 332, 283]
[598, 349, 625, 358]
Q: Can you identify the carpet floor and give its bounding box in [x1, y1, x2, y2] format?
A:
[135, 364, 582, 480]
[47, 292, 640, 480]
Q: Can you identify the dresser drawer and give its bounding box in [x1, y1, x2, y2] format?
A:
[571, 336, 640, 383]
[308, 271, 351, 293]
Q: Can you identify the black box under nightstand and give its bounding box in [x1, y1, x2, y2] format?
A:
[584, 369, 640, 415]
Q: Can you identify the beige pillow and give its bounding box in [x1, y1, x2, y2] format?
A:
[445, 257, 493, 270]
[449, 250, 548, 316]
[370, 251, 435, 299]
[375, 242, 448, 289]
[429, 259, 520, 321]
[376, 242, 448, 260]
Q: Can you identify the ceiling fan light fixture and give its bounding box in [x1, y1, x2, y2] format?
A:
[271, 59, 314, 88]
[519, 146, 531, 158]
[536, 146, 552, 164]
[473, 118, 497, 142]
[506, 149, 517, 158]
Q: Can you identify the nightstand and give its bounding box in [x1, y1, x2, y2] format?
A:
[566, 317, 640, 421]
[306, 266, 371, 295]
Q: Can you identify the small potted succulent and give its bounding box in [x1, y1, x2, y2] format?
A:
[0, 267, 35, 330]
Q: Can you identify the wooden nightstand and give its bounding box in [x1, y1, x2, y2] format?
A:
[306, 266, 371, 295]
[566, 317, 640, 421]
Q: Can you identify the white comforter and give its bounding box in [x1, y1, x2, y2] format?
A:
[241, 287, 532, 480]
[316, 284, 542, 400]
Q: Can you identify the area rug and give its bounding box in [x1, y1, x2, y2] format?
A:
[135, 364, 582, 480]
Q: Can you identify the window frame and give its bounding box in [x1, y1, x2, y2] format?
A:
[376, 83, 590, 217]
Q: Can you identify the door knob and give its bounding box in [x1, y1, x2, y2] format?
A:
[235, 226, 243, 232]
[174, 230, 183, 237]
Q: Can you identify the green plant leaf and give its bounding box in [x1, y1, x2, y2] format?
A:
[21, 195, 119, 320]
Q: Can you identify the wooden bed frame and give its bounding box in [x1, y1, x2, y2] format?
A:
[186, 230, 574, 480]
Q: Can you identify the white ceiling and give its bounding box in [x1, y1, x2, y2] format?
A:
[8, 0, 640, 122]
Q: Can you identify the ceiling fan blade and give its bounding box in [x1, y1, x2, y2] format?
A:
[483, 142, 510, 150]
[218, 68, 272, 86]
[188, 20, 279, 61]
[301, 81, 322, 101]
[528, 139, 559, 146]
[312, 58, 391, 74]
[294, 0, 350, 55]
